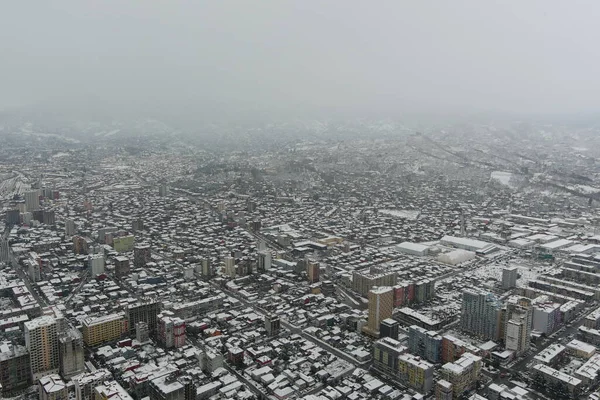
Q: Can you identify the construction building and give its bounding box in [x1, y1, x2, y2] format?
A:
[127, 301, 160, 336]
[58, 328, 85, 380]
[0, 342, 31, 395]
[114, 256, 130, 278]
[134, 243, 152, 267]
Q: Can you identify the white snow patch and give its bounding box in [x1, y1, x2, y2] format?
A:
[490, 171, 513, 186]
[379, 209, 420, 220]
[105, 129, 121, 137]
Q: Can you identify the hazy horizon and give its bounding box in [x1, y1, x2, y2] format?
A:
[2, 1, 600, 122]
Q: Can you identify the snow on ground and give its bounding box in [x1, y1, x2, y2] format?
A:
[468, 262, 558, 288]
[379, 209, 420, 220]
[17, 131, 80, 144]
[105, 129, 121, 137]
[0, 175, 28, 199]
[490, 171, 513, 186]
[572, 184, 600, 195]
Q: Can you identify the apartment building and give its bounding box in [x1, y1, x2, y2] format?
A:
[82, 314, 125, 347]
[24, 316, 59, 381]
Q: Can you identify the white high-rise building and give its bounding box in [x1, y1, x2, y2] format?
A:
[533, 302, 561, 334]
[24, 190, 41, 212]
[257, 251, 271, 271]
[87, 254, 105, 276]
[201, 258, 212, 278]
[502, 267, 519, 289]
[0, 239, 9, 262]
[257, 240, 267, 252]
[505, 297, 533, 355]
[505, 318, 527, 355]
[158, 184, 169, 197]
[65, 219, 76, 237]
[224, 256, 236, 278]
[25, 315, 59, 381]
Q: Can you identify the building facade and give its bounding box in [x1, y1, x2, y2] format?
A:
[133, 244, 151, 267]
[461, 289, 502, 340]
[0, 343, 31, 395]
[441, 352, 482, 398]
[352, 271, 397, 297]
[372, 337, 407, 376]
[157, 312, 186, 349]
[363, 286, 394, 337]
[25, 316, 59, 381]
[502, 266, 519, 289]
[504, 297, 533, 355]
[58, 328, 85, 380]
[82, 314, 125, 347]
[408, 325, 442, 363]
[398, 353, 434, 394]
[38, 374, 67, 400]
[127, 301, 160, 336]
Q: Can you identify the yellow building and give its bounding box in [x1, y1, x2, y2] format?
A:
[398, 353, 434, 393]
[82, 314, 125, 347]
[113, 235, 135, 253]
[567, 339, 596, 359]
[318, 236, 343, 246]
[25, 315, 60, 381]
[307, 260, 320, 283]
[363, 286, 394, 337]
[441, 352, 482, 397]
[435, 380, 453, 400]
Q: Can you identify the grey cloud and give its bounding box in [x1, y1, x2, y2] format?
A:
[1, 1, 599, 120]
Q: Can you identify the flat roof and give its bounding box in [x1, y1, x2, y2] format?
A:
[440, 235, 489, 250]
[533, 364, 582, 386]
[396, 242, 429, 252]
[566, 339, 596, 354]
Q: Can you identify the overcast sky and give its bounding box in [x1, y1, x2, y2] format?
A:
[1, 1, 599, 120]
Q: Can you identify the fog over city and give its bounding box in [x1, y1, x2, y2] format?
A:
[4, 3, 600, 400]
[2, 1, 600, 122]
